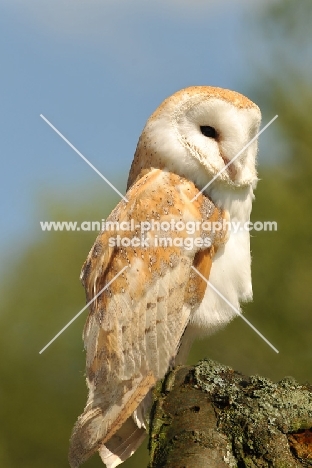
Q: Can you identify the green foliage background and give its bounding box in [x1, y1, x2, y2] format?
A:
[1, 2, 311, 467]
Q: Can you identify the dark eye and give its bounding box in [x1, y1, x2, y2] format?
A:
[200, 125, 217, 139]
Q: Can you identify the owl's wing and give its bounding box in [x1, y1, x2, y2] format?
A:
[69, 169, 228, 468]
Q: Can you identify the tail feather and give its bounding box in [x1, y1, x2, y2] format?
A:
[69, 375, 155, 467]
[69, 407, 105, 468]
[99, 419, 146, 468]
[69, 409, 147, 468]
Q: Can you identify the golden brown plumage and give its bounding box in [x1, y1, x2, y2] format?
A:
[69, 169, 228, 467]
[69, 85, 261, 467]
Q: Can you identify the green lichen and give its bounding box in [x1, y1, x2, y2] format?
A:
[194, 359, 312, 467]
[149, 361, 312, 467]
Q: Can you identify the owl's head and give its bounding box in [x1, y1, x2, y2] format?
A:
[127, 86, 261, 195]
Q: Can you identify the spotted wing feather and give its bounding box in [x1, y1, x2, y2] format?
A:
[69, 169, 228, 467]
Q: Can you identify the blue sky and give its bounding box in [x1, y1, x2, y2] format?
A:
[1, 0, 269, 260]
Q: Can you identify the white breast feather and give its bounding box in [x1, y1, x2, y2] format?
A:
[190, 184, 254, 335]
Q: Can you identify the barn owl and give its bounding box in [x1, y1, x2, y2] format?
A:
[69, 86, 261, 467]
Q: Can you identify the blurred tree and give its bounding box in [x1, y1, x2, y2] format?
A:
[189, 0, 312, 384]
[0, 194, 149, 468]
